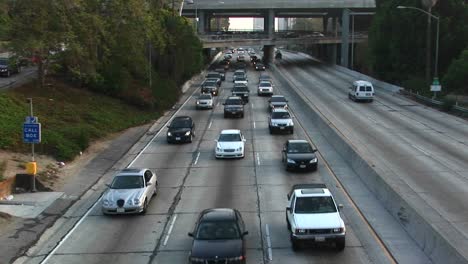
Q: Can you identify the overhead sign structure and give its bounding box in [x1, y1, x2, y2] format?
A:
[23, 116, 41, 144]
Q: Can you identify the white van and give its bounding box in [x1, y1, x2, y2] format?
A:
[348, 80, 374, 102]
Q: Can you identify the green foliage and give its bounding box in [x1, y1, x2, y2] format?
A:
[0, 82, 160, 160]
[441, 97, 456, 112]
[0, 0, 10, 40]
[368, 0, 468, 94]
[401, 76, 430, 96]
[442, 49, 468, 95]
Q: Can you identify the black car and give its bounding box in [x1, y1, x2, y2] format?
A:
[282, 140, 318, 171]
[205, 72, 222, 85]
[215, 68, 226, 80]
[188, 208, 248, 264]
[269, 95, 288, 111]
[201, 80, 219, 96]
[0, 57, 20, 77]
[223, 96, 245, 118]
[166, 116, 195, 143]
[254, 62, 266, 71]
[232, 84, 249, 103]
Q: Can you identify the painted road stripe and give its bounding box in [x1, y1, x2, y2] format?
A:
[163, 214, 178, 246]
[266, 224, 273, 261]
[256, 153, 261, 166]
[208, 120, 213, 129]
[253, 121, 256, 129]
[413, 145, 429, 156]
[194, 152, 200, 165]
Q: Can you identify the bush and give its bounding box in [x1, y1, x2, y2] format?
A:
[401, 76, 431, 96]
[441, 97, 456, 112]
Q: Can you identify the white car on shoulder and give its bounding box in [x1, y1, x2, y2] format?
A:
[215, 129, 246, 159]
[102, 168, 158, 215]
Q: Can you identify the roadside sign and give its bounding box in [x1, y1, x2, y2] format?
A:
[23, 123, 41, 143]
[430, 85, 441, 92]
[25, 116, 38, 123]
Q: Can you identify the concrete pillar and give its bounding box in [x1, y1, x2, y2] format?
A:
[322, 17, 328, 33]
[340, 9, 350, 68]
[198, 10, 205, 34]
[267, 9, 275, 38]
[332, 17, 337, 37]
[332, 44, 338, 64]
[263, 45, 275, 64]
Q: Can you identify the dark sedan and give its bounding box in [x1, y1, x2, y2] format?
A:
[166, 116, 195, 143]
[282, 140, 318, 171]
[188, 208, 248, 264]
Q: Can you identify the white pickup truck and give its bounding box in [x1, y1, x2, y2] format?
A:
[286, 184, 346, 251]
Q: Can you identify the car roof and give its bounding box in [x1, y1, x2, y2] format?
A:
[115, 168, 148, 177]
[200, 208, 236, 222]
[353, 80, 373, 86]
[226, 96, 242, 100]
[271, 95, 285, 98]
[272, 108, 289, 113]
[221, 129, 241, 134]
[289, 184, 332, 198]
[259, 81, 272, 85]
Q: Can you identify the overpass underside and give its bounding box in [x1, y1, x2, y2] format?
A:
[181, 0, 375, 67]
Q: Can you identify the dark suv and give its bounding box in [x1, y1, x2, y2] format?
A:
[188, 208, 248, 264]
[166, 116, 195, 143]
[0, 57, 20, 77]
[232, 84, 249, 103]
[201, 80, 219, 96]
[223, 96, 245, 118]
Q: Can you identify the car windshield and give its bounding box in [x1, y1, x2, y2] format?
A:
[225, 99, 242, 105]
[207, 74, 219, 78]
[259, 82, 271, 87]
[295, 197, 337, 214]
[271, 112, 290, 119]
[219, 133, 241, 142]
[110, 175, 144, 189]
[271, 97, 286, 102]
[233, 86, 249, 92]
[203, 81, 216, 87]
[288, 142, 313, 153]
[199, 94, 211, 100]
[196, 221, 240, 240]
[171, 119, 191, 128]
[235, 77, 246, 81]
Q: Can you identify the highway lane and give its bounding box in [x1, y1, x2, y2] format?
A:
[19, 57, 399, 264]
[276, 52, 468, 257]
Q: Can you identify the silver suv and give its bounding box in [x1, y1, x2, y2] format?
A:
[269, 108, 293, 134]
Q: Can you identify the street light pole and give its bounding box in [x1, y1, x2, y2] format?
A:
[397, 6, 440, 80]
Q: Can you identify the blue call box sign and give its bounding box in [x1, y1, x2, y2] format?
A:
[23, 123, 41, 143]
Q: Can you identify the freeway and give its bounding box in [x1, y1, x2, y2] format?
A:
[275, 51, 468, 262]
[16, 54, 430, 264]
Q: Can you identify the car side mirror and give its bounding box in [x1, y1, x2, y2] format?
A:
[188, 232, 193, 237]
[242, 231, 249, 236]
[286, 206, 291, 212]
[214, 139, 218, 142]
[146, 182, 152, 186]
[243, 138, 246, 142]
[286, 194, 290, 199]
[166, 125, 170, 128]
[313, 149, 318, 153]
[222, 103, 225, 105]
[338, 204, 344, 210]
[105, 184, 111, 188]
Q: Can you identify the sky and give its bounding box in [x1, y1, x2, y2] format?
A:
[229, 18, 254, 30]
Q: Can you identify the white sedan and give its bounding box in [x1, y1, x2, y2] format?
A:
[215, 129, 246, 159]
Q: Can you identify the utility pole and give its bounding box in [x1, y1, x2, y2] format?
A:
[425, 7, 432, 84]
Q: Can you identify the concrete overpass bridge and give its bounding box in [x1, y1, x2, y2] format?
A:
[181, 0, 375, 67]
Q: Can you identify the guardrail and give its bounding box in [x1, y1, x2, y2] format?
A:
[402, 90, 468, 115]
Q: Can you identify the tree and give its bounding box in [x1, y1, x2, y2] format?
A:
[9, 0, 75, 87]
[0, 0, 10, 40]
[442, 48, 468, 95]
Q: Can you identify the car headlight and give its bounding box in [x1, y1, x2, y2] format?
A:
[196, 101, 200, 105]
[103, 199, 113, 206]
[287, 159, 296, 164]
[190, 257, 205, 262]
[227, 256, 245, 261]
[296, 229, 306, 234]
[216, 147, 222, 151]
[133, 198, 140, 205]
[185, 131, 191, 136]
[333, 227, 345, 233]
[310, 158, 318, 163]
[236, 147, 243, 151]
[167, 132, 172, 136]
[288, 121, 294, 126]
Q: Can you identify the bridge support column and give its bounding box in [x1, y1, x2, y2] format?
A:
[266, 9, 275, 39]
[340, 9, 350, 68]
[263, 45, 275, 64]
[332, 44, 338, 64]
[198, 10, 206, 34]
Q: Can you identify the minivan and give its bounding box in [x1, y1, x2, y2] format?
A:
[348, 80, 374, 102]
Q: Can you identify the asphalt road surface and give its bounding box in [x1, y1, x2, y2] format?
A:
[16, 54, 434, 264]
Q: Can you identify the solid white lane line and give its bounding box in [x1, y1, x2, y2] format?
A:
[251, 102, 254, 108]
[265, 224, 273, 261]
[253, 121, 256, 129]
[194, 152, 200, 165]
[412, 145, 430, 156]
[217, 102, 220, 107]
[39, 197, 102, 264]
[40, 86, 198, 264]
[163, 214, 178, 246]
[208, 120, 213, 129]
[256, 153, 261, 166]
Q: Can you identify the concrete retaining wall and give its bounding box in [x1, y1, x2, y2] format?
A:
[271, 63, 468, 264]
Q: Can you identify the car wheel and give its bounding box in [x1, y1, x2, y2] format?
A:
[188, 134, 193, 143]
[286, 217, 291, 231]
[336, 238, 345, 251]
[224, 113, 227, 118]
[153, 186, 157, 197]
[290, 128, 294, 134]
[241, 113, 244, 118]
[291, 237, 300, 251]
[141, 199, 148, 214]
[7, 71, 10, 77]
[269, 127, 273, 134]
